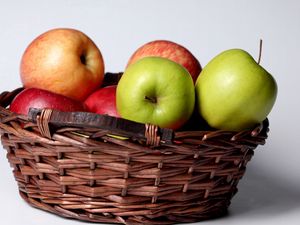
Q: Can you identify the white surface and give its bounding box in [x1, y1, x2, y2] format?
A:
[0, 0, 299, 224]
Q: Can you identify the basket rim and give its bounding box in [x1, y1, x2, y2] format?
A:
[0, 84, 269, 148]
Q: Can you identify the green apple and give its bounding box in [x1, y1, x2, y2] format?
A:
[195, 49, 277, 131]
[116, 57, 195, 130]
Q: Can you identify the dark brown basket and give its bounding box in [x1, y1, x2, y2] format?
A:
[0, 73, 269, 225]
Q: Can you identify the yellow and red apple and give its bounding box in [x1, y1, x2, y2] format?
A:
[20, 28, 105, 101]
[126, 40, 201, 82]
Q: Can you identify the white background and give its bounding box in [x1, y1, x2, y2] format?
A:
[0, 0, 299, 224]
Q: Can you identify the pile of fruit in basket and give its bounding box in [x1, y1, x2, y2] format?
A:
[10, 28, 277, 132]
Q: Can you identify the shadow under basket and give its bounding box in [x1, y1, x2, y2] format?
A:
[0, 73, 269, 225]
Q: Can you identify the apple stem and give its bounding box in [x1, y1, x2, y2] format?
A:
[257, 39, 263, 65]
[80, 54, 86, 65]
[145, 96, 157, 103]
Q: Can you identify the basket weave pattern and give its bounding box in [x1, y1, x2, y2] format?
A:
[0, 83, 268, 224]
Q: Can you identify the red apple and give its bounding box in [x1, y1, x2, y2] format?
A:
[126, 40, 201, 83]
[84, 85, 119, 117]
[10, 88, 86, 115]
[20, 28, 105, 101]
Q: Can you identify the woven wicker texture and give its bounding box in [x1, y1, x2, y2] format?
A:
[0, 76, 269, 225]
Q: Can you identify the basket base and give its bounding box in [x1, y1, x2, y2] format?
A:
[19, 189, 233, 225]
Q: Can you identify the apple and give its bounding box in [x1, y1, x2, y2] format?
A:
[20, 28, 105, 101]
[10, 88, 86, 115]
[117, 57, 195, 130]
[84, 85, 120, 117]
[126, 40, 201, 83]
[195, 49, 277, 131]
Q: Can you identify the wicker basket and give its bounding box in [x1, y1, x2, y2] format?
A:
[0, 73, 269, 225]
